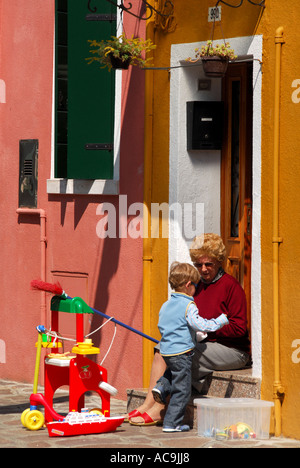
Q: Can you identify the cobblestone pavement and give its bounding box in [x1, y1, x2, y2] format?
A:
[1, 379, 300, 451]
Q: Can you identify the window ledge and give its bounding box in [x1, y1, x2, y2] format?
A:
[47, 178, 119, 195]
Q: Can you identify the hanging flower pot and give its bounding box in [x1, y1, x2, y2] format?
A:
[201, 56, 229, 78]
[108, 52, 132, 70]
[185, 41, 236, 78]
[86, 34, 156, 72]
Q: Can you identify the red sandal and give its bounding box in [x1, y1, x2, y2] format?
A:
[124, 409, 143, 422]
[129, 411, 163, 426]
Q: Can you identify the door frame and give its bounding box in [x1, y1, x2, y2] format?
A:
[168, 35, 262, 376]
[221, 61, 253, 336]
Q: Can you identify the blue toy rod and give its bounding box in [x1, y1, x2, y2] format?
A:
[31, 280, 159, 344]
[67, 296, 159, 344]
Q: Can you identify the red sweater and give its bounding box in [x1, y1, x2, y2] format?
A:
[194, 273, 250, 354]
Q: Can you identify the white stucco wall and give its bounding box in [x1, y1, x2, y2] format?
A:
[169, 35, 262, 378]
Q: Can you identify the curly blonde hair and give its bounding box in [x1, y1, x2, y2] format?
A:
[189, 233, 226, 264]
[169, 262, 200, 290]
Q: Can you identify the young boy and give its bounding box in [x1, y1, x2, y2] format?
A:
[153, 262, 229, 433]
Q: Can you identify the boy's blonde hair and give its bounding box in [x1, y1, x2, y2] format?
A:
[169, 262, 200, 290]
[189, 233, 226, 264]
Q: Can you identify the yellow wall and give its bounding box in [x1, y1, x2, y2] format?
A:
[260, 5, 300, 439]
[146, 1, 265, 369]
[146, 0, 300, 439]
[146, 0, 264, 358]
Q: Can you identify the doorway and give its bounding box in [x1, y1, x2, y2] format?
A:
[221, 62, 253, 335]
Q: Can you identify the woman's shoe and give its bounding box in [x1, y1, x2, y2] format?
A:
[129, 411, 163, 426]
[124, 409, 142, 422]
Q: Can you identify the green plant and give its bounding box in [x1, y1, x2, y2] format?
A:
[86, 33, 156, 71]
[195, 40, 237, 60]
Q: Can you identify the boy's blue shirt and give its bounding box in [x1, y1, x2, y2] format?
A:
[158, 292, 229, 357]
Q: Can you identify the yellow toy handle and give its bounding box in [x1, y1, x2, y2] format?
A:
[33, 331, 43, 394]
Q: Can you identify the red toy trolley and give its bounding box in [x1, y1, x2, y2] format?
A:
[21, 290, 123, 436]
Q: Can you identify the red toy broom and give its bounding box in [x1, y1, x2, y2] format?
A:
[30, 279, 159, 344]
[30, 279, 67, 298]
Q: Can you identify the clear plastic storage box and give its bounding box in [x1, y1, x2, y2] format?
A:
[194, 398, 274, 440]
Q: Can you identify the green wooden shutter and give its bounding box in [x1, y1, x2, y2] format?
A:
[55, 0, 116, 180]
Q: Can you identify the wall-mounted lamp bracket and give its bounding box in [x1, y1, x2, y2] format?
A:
[215, 0, 265, 8]
[88, 0, 174, 21]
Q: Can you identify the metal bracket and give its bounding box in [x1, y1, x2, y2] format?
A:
[86, 13, 117, 21]
[85, 143, 113, 151]
[272, 237, 283, 244]
[88, 0, 174, 21]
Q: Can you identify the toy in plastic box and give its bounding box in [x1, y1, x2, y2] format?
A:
[194, 398, 274, 440]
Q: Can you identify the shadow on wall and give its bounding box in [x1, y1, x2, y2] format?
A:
[91, 234, 121, 352]
[46, 61, 145, 386]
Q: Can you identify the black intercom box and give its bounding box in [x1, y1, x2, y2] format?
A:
[187, 101, 224, 150]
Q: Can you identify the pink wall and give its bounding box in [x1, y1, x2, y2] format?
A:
[0, 1, 145, 399]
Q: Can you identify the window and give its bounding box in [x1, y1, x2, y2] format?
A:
[55, 0, 116, 180]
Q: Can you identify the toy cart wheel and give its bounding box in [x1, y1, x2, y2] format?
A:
[89, 408, 103, 416]
[21, 408, 30, 427]
[24, 410, 45, 431]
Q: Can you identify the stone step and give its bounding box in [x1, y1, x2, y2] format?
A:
[127, 368, 261, 427]
[198, 368, 261, 399]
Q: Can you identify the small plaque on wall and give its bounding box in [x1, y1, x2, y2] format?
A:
[208, 6, 221, 22]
